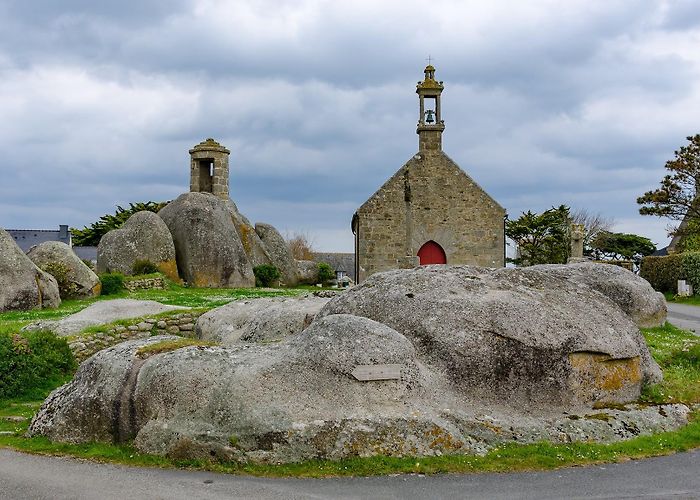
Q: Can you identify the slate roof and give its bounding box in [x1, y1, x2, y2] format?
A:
[5, 226, 71, 253]
[312, 252, 355, 281]
[73, 246, 98, 262]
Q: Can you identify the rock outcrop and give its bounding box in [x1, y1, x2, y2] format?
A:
[97, 211, 179, 282]
[29, 265, 669, 463]
[0, 228, 60, 312]
[195, 295, 330, 345]
[527, 262, 667, 328]
[28, 241, 100, 298]
[319, 265, 662, 405]
[158, 193, 255, 288]
[223, 199, 272, 269]
[255, 223, 298, 286]
[296, 260, 319, 285]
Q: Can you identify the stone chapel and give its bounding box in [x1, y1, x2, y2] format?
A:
[351, 65, 506, 282]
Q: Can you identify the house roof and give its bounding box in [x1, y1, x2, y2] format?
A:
[5, 227, 71, 253]
[312, 252, 355, 281]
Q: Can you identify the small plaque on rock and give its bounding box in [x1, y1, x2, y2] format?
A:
[351, 364, 402, 381]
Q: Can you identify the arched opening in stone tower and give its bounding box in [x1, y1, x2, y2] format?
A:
[197, 159, 214, 193]
[417, 240, 447, 265]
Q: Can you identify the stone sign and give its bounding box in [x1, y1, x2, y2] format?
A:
[351, 364, 402, 381]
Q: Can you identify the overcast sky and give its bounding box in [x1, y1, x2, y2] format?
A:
[1, 0, 699, 252]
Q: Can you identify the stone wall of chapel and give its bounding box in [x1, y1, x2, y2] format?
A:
[356, 151, 505, 282]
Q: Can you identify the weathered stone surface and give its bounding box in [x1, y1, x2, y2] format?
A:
[97, 211, 179, 282]
[0, 228, 60, 312]
[254, 223, 298, 286]
[529, 262, 667, 328]
[296, 260, 319, 285]
[27, 241, 100, 298]
[195, 295, 330, 345]
[23, 299, 187, 337]
[29, 318, 686, 463]
[223, 199, 272, 269]
[27, 265, 673, 464]
[158, 193, 254, 288]
[318, 265, 662, 406]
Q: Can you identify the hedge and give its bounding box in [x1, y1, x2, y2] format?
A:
[640, 252, 700, 293]
[0, 330, 77, 399]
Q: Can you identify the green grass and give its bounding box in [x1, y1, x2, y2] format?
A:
[0, 284, 306, 335]
[641, 322, 700, 405]
[136, 338, 218, 357]
[664, 292, 700, 306]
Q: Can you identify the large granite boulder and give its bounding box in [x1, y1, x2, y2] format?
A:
[527, 262, 667, 328]
[97, 211, 179, 282]
[158, 193, 254, 288]
[195, 295, 330, 345]
[0, 228, 60, 312]
[223, 199, 272, 269]
[255, 223, 298, 286]
[28, 241, 100, 298]
[318, 265, 662, 406]
[296, 260, 319, 285]
[28, 265, 672, 464]
[29, 312, 683, 464]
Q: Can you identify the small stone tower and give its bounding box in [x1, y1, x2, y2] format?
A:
[189, 138, 230, 199]
[416, 65, 445, 151]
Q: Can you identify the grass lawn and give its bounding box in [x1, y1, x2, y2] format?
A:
[0, 280, 306, 335]
[664, 292, 700, 306]
[0, 292, 699, 477]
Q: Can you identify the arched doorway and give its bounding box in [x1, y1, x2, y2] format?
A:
[417, 240, 447, 265]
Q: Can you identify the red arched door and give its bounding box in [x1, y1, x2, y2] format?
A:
[417, 241, 447, 265]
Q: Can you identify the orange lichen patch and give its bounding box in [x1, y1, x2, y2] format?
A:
[91, 282, 102, 296]
[237, 223, 252, 254]
[193, 271, 222, 288]
[157, 260, 181, 283]
[424, 425, 463, 451]
[569, 352, 642, 395]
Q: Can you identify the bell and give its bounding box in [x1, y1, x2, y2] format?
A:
[425, 109, 435, 124]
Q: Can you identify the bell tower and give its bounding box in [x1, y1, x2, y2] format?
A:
[416, 64, 445, 151]
[189, 138, 230, 199]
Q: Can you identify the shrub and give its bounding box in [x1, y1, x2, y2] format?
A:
[253, 265, 281, 287]
[41, 261, 78, 299]
[0, 330, 77, 399]
[100, 272, 125, 295]
[317, 262, 335, 284]
[132, 259, 159, 276]
[640, 252, 700, 293]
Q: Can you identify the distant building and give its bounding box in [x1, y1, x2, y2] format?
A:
[352, 65, 505, 283]
[312, 252, 355, 282]
[6, 225, 71, 252]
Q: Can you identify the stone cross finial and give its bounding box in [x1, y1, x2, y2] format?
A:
[568, 223, 585, 263]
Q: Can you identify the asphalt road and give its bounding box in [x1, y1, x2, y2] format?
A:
[1, 448, 699, 499]
[667, 302, 700, 335]
[666, 302, 700, 335]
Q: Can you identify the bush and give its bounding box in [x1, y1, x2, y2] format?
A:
[253, 265, 281, 287]
[100, 272, 125, 295]
[640, 252, 700, 293]
[0, 330, 77, 399]
[317, 262, 335, 284]
[132, 259, 159, 276]
[41, 261, 78, 299]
